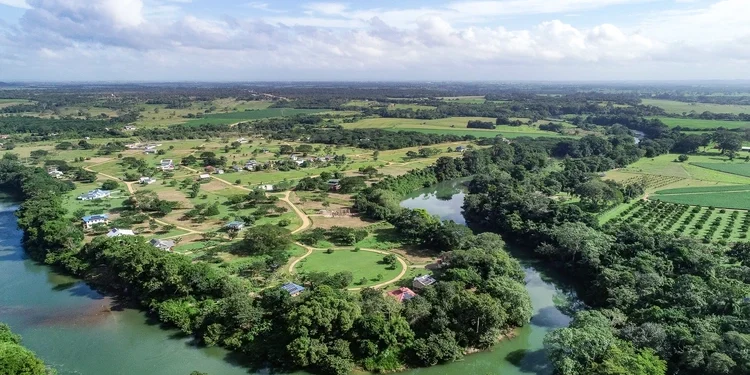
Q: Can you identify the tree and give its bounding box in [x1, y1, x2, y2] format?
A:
[102, 180, 119, 190]
[714, 130, 742, 154]
[236, 224, 291, 255]
[382, 254, 397, 268]
[677, 154, 689, 162]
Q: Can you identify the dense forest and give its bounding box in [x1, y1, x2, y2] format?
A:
[355, 130, 750, 375]
[0, 323, 50, 375]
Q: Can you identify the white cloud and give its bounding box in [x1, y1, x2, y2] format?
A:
[0, 0, 29, 9]
[0, 0, 748, 80]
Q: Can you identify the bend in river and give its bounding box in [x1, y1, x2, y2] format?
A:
[0, 180, 578, 375]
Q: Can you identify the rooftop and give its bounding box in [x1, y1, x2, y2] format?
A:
[281, 282, 305, 295]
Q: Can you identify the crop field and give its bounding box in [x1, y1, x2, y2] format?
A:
[655, 117, 750, 130]
[439, 96, 487, 104]
[607, 200, 750, 242]
[690, 162, 750, 178]
[642, 99, 750, 115]
[294, 249, 403, 288]
[651, 186, 750, 211]
[183, 108, 327, 126]
[619, 154, 750, 185]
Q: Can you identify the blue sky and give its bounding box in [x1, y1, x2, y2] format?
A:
[0, 0, 748, 81]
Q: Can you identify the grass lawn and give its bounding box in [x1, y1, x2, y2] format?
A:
[183, 108, 328, 126]
[621, 153, 750, 185]
[295, 249, 402, 288]
[656, 184, 750, 195]
[345, 116, 572, 138]
[655, 117, 750, 130]
[651, 191, 750, 211]
[642, 99, 750, 115]
[690, 162, 750, 178]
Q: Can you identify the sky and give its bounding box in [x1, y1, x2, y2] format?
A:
[0, 0, 748, 82]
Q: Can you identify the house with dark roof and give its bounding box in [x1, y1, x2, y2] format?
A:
[412, 275, 437, 290]
[328, 179, 341, 191]
[281, 282, 305, 297]
[455, 146, 467, 153]
[77, 189, 112, 201]
[224, 221, 245, 231]
[82, 214, 109, 229]
[387, 287, 417, 303]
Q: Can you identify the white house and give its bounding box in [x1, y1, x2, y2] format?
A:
[258, 184, 274, 191]
[48, 170, 64, 179]
[215, 169, 224, 175]
[199, 173, 211, 180]
[124, 125, 137, 131]
[106, 228, 135, 237]
[82, 214, 109, 229]
[412, 275, 437, 290]
[139, 177, 157, 185]
[160, 159, 174, 171]
[244, 160, 259, 171]
[150, 239, 175, 251]
[236, 137, 249, 144]
[77, 189, 112, 201]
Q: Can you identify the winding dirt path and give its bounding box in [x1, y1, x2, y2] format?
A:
[281, 191, 311, 234]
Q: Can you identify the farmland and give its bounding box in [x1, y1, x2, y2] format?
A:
[344, 116, 578, 138]
[691, 162, 750, 178]
[183, 108, 327, 126]
[642, 98, 750, 115]
[655, 117, 750, 130]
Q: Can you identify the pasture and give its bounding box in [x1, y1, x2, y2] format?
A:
[643, 99, 750, 115]
[294, 249, 403, 288]
[183, 108, 327, 126]
[655, 117, 750, 130]
[345, 116, 574, 138]
[691, 162, 750, 178]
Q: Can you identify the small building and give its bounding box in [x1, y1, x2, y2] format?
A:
[225, 221, 245, 231]
[215, 169, 224, 175]
[139, 176, 157, 185]
[77, 189, 112, 201]
[281, 282, 305, 297]
[48, 170, 64, 179]
[144, 146, 157, 154]
[742, 146, 750, 152]
[244, 160, 259, 171]
[258, 184, 274, 191]
[199, 173, 211, 180]
[124, 125, 137, 131]
[455, 146, 466, 153]
[82, 214, 109, 229]
[149, 238, 175, 251]
[236, 137, 249, 144]
[204, 166, 216, 173]
[106, 228, 135, 237]
[412, 275, 437, 290]
[328, 179, 341, 191]
[159, 159, 174, 171]
[232, 165, 242, 172]
[387, 287, 417, 303]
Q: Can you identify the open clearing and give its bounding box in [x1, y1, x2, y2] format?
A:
[295, 249, 403, 288]
[655, 117, 750, 130]
[690, 162, 750, 178]
[643, 99, 750, 115]
[183, 108, 327, 126]
[345, 116, 574, 138]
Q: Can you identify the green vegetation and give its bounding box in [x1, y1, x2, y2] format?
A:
[183, 108, 326, 126]
[691, 161, 750, 177]
[655, 117, 750, 130]
[0, 323, 50, 375]
[295, 250, 402, 288]
[643, 98, 750, 115]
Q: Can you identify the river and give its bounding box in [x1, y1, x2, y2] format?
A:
[0, 180, 576, 375]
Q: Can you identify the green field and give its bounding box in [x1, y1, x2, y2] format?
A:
[183, 108, 327, 126]
[620, 154, 750, 185]
[652, 189, 750, 211]
[643, 99, 750, 115]
[656, 184, 750, 195]
[295, 249, 402, 288]
[655, 117, 750, 130]
[346, 116, 571, 138]
[691, 162, 750, 178]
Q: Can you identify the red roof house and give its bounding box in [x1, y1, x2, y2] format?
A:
[387, 287, 417, 302]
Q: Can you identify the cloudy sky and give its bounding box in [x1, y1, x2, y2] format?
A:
[0, 0, 748, 81]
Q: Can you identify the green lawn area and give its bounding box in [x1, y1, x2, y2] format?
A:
[621, 153, 750, 185]
[690, 162, 750, 178]
[643, 99, 750, 115]
[656, 184, 750, 195]
[183, 108, 328, 126]
[295, 249, 402, 288]
[655, 117, 750, 130]
[439, 96, 487, 104]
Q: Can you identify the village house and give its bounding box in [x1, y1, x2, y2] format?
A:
[215, 169, 224, 175]
[139, 176, 157, 185]
[77, 189, 112, 201]
[47, 166, 64, 179]
[149, 239, 175, 251]
[82, 214, 109, 229]
[224, 221, 245, 231]
[327, 179, 341, 191]
[124, 125, 137, 131]
[258, 184, 274, 191]
[236, 137, 249, 144]
[455, 146, 467, 153]
[244, 160, 259, 171]
[412, 275, 437, 290]
[232, 165, 243, 172]
[106, 228, 135, 237]
[159, 159, 174, 171]
[199, 173, 211, 180]
[281, 282, 305, 297]
[387, 287, 417, 303]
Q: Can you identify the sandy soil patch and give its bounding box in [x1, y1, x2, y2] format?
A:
[310, 215, 374, 229]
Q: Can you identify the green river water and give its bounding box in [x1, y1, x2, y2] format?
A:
[0, 181, 577, 375]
